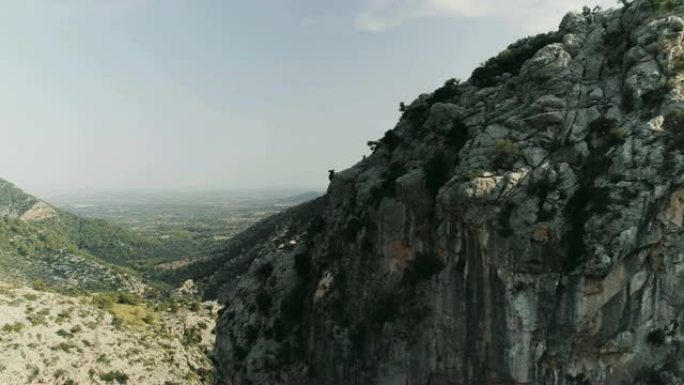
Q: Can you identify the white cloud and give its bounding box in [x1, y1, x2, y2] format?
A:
[355, 0, 619, 33]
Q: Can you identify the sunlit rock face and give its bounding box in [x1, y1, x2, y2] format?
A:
[213, 1, 684, 384]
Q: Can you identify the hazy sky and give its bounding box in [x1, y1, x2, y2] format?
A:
[0, 0, 616, 194]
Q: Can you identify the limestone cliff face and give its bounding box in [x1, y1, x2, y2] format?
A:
[213, 2, 684, 384]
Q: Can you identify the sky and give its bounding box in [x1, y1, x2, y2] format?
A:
[0, 0, 617, 195]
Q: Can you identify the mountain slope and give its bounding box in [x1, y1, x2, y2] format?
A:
[0, 178, 40, 217]
[0, 179, 164, 292]
[0, 283, 217, 385]
[0, 180, 223, 384]
[212, 1, 684, 384]
[189, 196, 328, 299]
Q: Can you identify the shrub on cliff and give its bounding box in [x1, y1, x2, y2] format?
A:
[368, 130, 401, 154]
[446, 119, 469, 150]
[373, 295, 400, 325]
[664, 109, 684, 148]
[647, 329, 667, 345]
[424, 153, 450, 197]
[664, 109, 684, 131]
[494, 139, 520, 170]
[116, 292, 142, 306]
[432, 78, 461, 103]
[99, 370, 129, 384]
[381, 130, 400, 151]
[255, 290, 272, 314]
[589, 116, 625, 146]
[471, 32, 559, 88]
[650, 0, 681, 12]
[404, 253, 445, 283]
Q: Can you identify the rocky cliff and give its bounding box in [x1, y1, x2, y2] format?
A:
[213, 1, 684, 384]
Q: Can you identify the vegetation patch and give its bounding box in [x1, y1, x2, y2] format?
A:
[380, 130, 401, 151]
[562, 184, 610, 272]
[604, 26, 630, 69]
[372, 294, 400, 325]
[641, 85, 671, 110]
[561, 117, 616, 272]
[294, 252, 311, 279]
[424, 152, 450, 197]
[349, 323, 368, 354]
[369, 163, 407, 206]
[445, 119, 469, 151]
[527, 178, 558, 221]
[403, 253, 445, 284]
[29, 308, 49, 326]
[497, 202, 518, 237]
[56, 308, 72, 324]
[494, 139, 521, 170]
[91, 293, 116, 309]
[116, 292, 143, 306]
[106, 302, 159, 329]
[647, 328, 667, 345]
[367, 130, 402, 154]
[432, 78, 461, 103]
[255, 262, 274, 281]
[306, 215, 326, 238]
[471, 32, 560, 88]
[650, 0, 681, 13]
[182, 326, 203, 347]
[32, 280, 46, 291]
[345, 217, 364, 239]
[634, 367, 668, 385]
[281, 283, 308, 326]
[23, 293, 38, 301]
[0, 180, 38, 215]
[672, 53, 684, 72]
[56, 329, 74, 339]
[27, 366, 40, 383]
[99, 370, 129, 384]
[255, 290, 272, 315]
[621, 87, 636, 112]
[589, 117, 625, 146]
[53, 341, 79, 353]
[664, 109, 684, 148]
[1, 322, 24, 333]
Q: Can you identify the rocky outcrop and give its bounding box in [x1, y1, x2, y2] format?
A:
[20, 201, 57, 222]
[213, 1, 684, 384]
